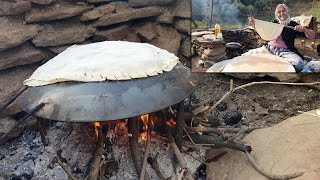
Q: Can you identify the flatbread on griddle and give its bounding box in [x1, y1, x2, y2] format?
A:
[24, 41, 179, 87]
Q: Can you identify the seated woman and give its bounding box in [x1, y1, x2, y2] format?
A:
[247, 4, 315, 72]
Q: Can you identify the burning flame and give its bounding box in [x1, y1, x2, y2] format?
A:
[94, 122, 101, 139]
[166, 118, 176, 127]
[140, 114, 149, 131]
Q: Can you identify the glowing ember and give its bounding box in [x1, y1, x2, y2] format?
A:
[166, 118, 176, 127]
[94, 122, 101, 139]
[140, 132, 148, 142]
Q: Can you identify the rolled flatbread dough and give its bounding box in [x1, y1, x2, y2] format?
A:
[254, 19, 284, 41]
[221, 53, 296, 72]
[24, 41, 179, 87]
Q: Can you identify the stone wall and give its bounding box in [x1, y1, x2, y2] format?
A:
[0, 0, 191, 116]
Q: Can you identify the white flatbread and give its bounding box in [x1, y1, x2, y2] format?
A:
[24, 41, 179, 86]
[221, 53, 295, 72]
[254, 19, 284, 41]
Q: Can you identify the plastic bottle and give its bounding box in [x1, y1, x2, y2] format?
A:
[217, 32, 223, 40]
[215, 23, 220, 37]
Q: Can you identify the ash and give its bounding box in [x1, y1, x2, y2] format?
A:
[0, 120, 205, 180]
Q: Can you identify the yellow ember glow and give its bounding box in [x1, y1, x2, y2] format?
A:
[141, 133, 147, 141]
[166, 118, 176, 127]
[94, 122, 101, 139]
[140, 114, 149, 130]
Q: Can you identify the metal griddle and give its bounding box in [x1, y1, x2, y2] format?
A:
[17, 64, 199, 122]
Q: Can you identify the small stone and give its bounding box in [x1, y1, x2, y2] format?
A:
[216, 102, 227, 111]
[224, 110, 243, 125]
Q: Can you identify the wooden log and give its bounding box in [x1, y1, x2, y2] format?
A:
[36, 118, 48, 146]
[175, 101, 184, 150]
[88, 126, 106, 180]
[128, 117, 143, 177]
[168, 129, 194, 180]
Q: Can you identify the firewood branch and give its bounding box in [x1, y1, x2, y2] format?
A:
[140, 118, 152, 180]
[245, 151, 304, 180]
[188, 134, 251, 152]
[168, 129, 194, 180]
[88, 126, 106, 180]
[52, 155, 78, 180]
[185, 126, 260, 135]
[128, 117, 143, 176]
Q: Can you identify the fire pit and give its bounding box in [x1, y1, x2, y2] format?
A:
[0, 60, 202, 179]
[0, 40, 206, 179]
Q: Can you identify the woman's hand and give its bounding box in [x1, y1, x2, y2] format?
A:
[294, 25, 305, 32]
[248, 17, 255, 26]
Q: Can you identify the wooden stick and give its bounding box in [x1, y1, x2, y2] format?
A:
[213, 79, 250, 92]
[128, 117, 143, 177]
[197, 81, 320, 116]
[88, 126, 106, 180]
[229, 79, 234, 91]
[0, 86, 28, 115]
[178, 168, 186, 180]
[140, 118, 152, 180]
[189, 134, 251, 152]
[175, 101, 185, 150]
[284, 25, 295, 30]
[53, 155, 78, 180]
[36, 118, 48, 146]
[183, 128, 196, 145]
[168, 129, 194, 180]
[245, 151, 304, 180]
[182, 141, 211, 150]
[228, 128, 246, 142]
[185, 126, 261, 135]
[192, 105, 210, 116]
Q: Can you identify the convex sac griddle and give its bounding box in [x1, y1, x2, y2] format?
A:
[16, 64, 198, 122]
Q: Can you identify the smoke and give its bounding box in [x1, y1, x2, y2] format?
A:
[192, 0, 243, 28]
[213, 0, 241, 25]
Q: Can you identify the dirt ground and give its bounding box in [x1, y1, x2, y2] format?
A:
[192, 73, 320, 128]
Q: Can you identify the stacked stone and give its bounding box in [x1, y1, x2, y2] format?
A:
[0, 0, 191, 71]
[0, 0, 192, 117]
[222, 28, 266, 50]
[192, 32, 226, 64]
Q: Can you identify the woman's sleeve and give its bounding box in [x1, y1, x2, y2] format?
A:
[292, 21, 306, 38]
